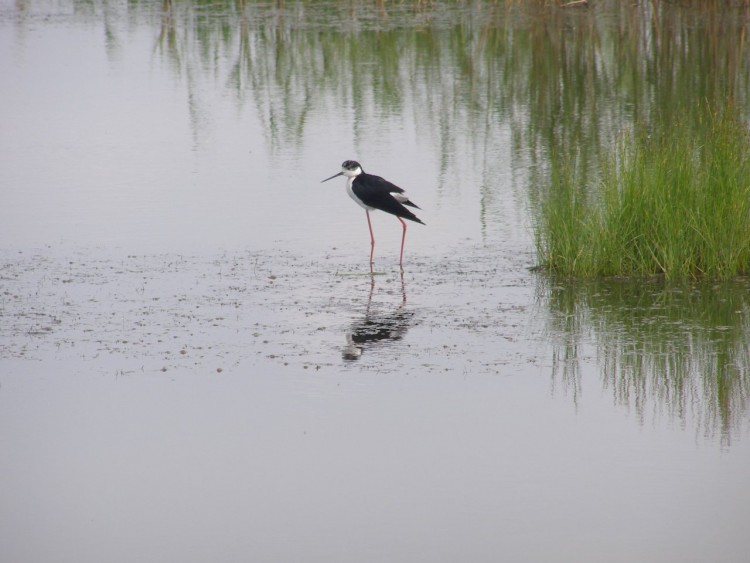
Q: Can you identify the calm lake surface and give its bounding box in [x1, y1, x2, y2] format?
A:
[1, 1, 750, 562]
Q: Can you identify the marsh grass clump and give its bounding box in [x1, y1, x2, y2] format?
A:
[535, 109, 750, 279]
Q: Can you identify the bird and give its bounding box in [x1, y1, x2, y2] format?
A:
[321, 160, 425, 271]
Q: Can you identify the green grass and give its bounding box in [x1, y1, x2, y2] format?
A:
[535, 108, 750, 279]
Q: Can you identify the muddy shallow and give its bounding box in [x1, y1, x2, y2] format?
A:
[0, 244, 537, 376]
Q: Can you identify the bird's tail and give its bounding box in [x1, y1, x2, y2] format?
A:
[404, 202, 425, 224]
[403, 209, 426, 225]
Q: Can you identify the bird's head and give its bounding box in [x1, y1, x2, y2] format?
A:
[321, 160, 363, 182]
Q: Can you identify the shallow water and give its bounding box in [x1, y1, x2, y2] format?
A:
[3, 247, 749, 562]
[1, 2, 750, 562]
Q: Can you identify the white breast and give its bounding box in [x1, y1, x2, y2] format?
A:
[346, 177, 374, 211]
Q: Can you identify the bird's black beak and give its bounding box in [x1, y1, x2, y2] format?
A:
[321, 171, 343, 183]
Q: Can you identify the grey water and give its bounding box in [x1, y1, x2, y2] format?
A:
[1, 2, 749, 562]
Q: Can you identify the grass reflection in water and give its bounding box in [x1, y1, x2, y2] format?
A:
[542, 276, 750, 446]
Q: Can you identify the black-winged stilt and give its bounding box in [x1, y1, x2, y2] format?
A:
[321, 160, 425, 270]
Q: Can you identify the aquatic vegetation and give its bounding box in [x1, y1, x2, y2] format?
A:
[535, 107, 750, 279]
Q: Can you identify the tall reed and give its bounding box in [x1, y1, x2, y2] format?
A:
[535, 107, 750, 279]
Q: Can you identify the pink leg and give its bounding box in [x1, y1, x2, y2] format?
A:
[398, 217, 407, 267]
[366, 210, 375, 271]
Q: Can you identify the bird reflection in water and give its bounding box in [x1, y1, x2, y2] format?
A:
[343, 272, 413, 361]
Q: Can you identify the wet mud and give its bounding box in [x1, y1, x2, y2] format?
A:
[0, 245, 543, 377]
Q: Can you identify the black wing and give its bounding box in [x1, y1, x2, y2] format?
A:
[353, 174, 425, 224]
